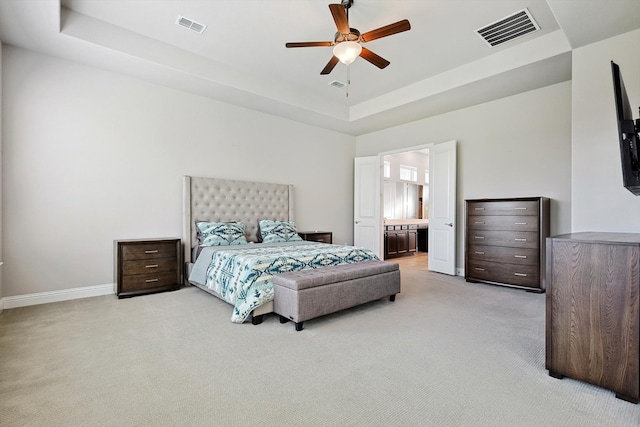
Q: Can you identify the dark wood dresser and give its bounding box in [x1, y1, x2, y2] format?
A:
[546, 232, 640, 403]
[465, 197, 550, 292]
[114, 238, 181, 298]
[298, 231, 332, 244]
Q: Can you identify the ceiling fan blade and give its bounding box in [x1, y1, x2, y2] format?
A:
[329, 3, 350, 34]
[359, 47, 390, 69]
[361, 19, 411, 42]
[286, 41, 333, 48]
[321, 56, 340, 75]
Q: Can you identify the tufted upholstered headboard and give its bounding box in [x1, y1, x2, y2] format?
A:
[183, 176, 294, 267]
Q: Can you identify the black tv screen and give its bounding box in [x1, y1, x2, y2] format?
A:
[611, 61, 640, 195]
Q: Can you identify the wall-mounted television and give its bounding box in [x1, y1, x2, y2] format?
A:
[611, 61, 640, 195]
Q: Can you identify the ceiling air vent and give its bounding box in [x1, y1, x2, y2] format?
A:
[329, 80, 346, 88]
[476, 8, 539, 48]
[176, 15, 207, 34]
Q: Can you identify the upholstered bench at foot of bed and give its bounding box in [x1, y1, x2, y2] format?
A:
[272, 260, 400, 331]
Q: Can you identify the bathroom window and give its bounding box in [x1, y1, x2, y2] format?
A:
[399, 165, 417, 182]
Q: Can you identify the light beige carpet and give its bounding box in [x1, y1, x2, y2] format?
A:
[1, 265, 639, 426]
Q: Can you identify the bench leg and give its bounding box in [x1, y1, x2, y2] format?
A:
[251, 314, 264, 325]
[295, 322, 304, 331]
[615, 393, 639, 404]
[389, 294, 396, 302]
[279, 315, 289, 324]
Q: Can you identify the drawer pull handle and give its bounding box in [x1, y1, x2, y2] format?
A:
[145, 250, 159, 254]
[474, 251, 485, 255]
[514, 255, 527, 259]
[514, 238, 527, 242]
[514, 222, 527, 225]
[145, 278, 159, 283]
[514, 273, 528, 277]
[474, 221, 485, 224]
[146, 264, 159, 268]
[474, 267, 486, 271]
[474, 207, 485, 211]
[514, 207, 527, 210]
[474, 236, 485, 239]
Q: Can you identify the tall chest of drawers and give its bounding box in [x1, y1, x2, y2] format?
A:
[465, 197, 550, 292]
[114, 238, 181, 298]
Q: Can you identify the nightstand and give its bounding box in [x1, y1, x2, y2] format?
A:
[114, 238, 181, 298]
[298, 231, 332, 244]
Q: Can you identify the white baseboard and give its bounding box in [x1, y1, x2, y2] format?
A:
[2, 283, 115, 309]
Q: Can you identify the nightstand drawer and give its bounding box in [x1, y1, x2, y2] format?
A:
[122, 242, 177, 260]
[298, 231, 332, 244]
[121, 271, 180, 292]
[123, 257, 178, 275]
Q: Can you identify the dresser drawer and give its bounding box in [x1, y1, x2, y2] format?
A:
[467, 230, 539, 249]
[467, 215, 539, 231]
[121, 242, 177, 261]
[467, 260, 539, 287]
[467, 200, 539, 216]
[467, 245, 538, 265]
[123, 257, 178, 275]
[121, 271, 180, 292]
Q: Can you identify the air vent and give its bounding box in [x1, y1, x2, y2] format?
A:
[476, 8, 539, 47]
[176, 15, 207, 34]
[329, 80, 346, 88]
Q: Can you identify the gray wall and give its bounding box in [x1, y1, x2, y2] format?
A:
[356, 82, 573, 271]
[571, 29, 640, 231]
[1, 46, 356, 297]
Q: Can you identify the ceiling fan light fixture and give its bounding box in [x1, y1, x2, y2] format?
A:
[333, 41, 362, 65]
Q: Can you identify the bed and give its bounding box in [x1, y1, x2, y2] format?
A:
[183, 175, 379, 324]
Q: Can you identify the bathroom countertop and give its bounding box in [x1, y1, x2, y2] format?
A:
[384, 219, 429, 226]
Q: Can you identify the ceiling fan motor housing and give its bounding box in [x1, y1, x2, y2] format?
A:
[335, 28, 361, 43]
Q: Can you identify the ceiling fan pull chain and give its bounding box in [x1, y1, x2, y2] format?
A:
[346, 65, 350, 98]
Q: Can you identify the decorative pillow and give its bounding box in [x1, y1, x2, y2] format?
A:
[196, 221, 248, 246]
[258, 220, 303, 243]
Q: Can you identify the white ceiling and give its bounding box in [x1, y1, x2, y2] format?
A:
[1, 0, 639, 135]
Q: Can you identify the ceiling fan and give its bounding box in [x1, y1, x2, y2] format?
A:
[285, 0, 411, 75]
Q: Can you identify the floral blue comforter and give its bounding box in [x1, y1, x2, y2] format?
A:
[190, 242, 379, 323]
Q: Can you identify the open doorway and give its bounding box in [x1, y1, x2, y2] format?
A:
[355, 141, 456, 275]
[382, 148, 429, 260]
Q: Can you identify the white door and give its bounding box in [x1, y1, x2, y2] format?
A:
[428, 140, 457, 275]
[354, 156, 382, 258]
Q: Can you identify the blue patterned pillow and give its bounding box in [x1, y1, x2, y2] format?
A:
[196, 221, 248, 246]
[258, 220, 303, 243]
